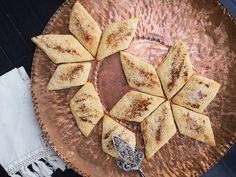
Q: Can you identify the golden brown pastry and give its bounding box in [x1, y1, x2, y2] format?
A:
[96, 18, 138, 60]
[69, 1, 102, 56]
[157, 40, 193, 99]
[109, 90, 165, 122]
[31, 34, 94, 64]
[47, 62, 91, 90]
[141, 101, 176, 159]
[171, 104, 215, 146]
[70, 82, 104, 137]
[172, 75, 220, 113]
[120, 51, 164, 97]
[102, 115, 136, 158]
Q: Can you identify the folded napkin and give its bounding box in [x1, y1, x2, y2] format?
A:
[0, 67, 66, 177]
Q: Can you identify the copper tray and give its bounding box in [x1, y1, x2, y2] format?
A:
[31, 0, 236, 176]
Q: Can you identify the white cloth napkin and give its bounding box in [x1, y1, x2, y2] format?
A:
[0, 67, 66, 177]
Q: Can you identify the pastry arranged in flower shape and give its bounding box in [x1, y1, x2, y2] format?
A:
[116, 41, 220, 158]
[32, 1, 138, 158]
[32, 1, 220, 160]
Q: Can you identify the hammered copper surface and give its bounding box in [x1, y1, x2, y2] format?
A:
[31, 0, 236, 177]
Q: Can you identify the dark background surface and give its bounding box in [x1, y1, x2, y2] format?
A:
[0, 0, 235, 177]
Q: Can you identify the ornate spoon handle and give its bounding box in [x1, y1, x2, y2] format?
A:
[138, 168, 146, 177]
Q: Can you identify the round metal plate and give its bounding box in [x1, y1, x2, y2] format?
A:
[31, 0, 236, 176]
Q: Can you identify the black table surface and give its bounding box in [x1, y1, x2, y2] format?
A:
[0, 0, 235, 177]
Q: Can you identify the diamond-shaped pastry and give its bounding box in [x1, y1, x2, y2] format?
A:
[157, 40, 193, 99]
[171, 104, 215, 146]
[69, 1, 102, 57]
[109, 91, 165, 122]
[141, 101, 176, 159]
[120, 51, 164, 97]
[102, 115, 136, 158]
[96, 18, 138, 60]
[47, 62, 91, 90]
[172, 75, 220, 113]
[32, 34, 94, 64]
[70, 82, 104, 137]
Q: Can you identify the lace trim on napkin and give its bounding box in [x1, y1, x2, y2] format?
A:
[5, 135, 66, 177]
